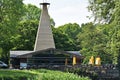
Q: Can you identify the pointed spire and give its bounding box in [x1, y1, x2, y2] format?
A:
[34, 2, 55, 51]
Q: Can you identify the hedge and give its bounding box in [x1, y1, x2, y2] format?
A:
[0, 69, 90, 80]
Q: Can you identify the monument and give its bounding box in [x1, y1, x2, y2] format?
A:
[34, 3, 55, 51]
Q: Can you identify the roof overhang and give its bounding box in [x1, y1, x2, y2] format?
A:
[10, 51, 34, 58]
[10, 48, 83, 58]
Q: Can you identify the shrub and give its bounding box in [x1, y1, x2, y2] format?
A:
[33, 69, 90, 80]
[0, 69, 41, 80]
[0, 69, 90, 80]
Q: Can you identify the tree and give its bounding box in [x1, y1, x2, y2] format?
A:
[11, 4, 41, 50]
[104, 1, 120, 64]
[21, 4, 41, 21]
[0, 0, 24, 63]
[77, 22, 112, 63]
[58, 23, 81, 39]
[88, 0, 115, 23]
[53, 27, 76, 51]
[0, 0, 24, 36]
[111, 0, 120, 70]
[88, 0, 120, 64]
[57, 23, 81, 50]
[11, 20, 38, 50]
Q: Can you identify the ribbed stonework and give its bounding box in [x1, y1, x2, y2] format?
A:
[34, 3, 55, 51]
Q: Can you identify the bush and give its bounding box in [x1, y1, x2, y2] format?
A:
[0, 69, 90, 80]
[0, 69, 41, 80]
[64, 66, 98, 80]
[35, 69, 90, 80]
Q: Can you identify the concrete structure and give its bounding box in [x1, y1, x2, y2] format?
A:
[34, 3, 55, 51]
[10, 2, 83, 69]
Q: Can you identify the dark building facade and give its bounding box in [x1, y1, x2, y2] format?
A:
[10, 48, 83, 68]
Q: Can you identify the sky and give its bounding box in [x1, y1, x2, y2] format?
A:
[23, 0, 93, 27]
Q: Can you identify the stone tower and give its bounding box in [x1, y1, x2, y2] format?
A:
[34, 3, 55, 51]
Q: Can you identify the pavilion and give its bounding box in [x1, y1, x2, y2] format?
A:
[10, 2, 83, 69]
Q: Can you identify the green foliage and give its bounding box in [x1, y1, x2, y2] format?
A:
[105, 1, 120, 64]
[113, 1, 120, 73]
[22, 4, 41, 21]
[53, 27, 76, 51]
[65, 67, 98, 80]
[0, 0, 24, 37]
[0, 69, 90, 80]
[0, 48, 2, 58]
[32, 69, 90, 80]
[85, 0, 120, 64]
[88, 0, 115, 23]
[58, 23, 81, 39]
[55, 23, 81, 50]
[77, 22, 112, 64]
[11, 4, 41, 50]
[0, 0, 25, 63]
[0, 69, 41, 80]
[11, 20, 38, 50]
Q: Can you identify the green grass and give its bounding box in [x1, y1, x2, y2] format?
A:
[0, 69, 90, 80]
[0, 69, 41, 80]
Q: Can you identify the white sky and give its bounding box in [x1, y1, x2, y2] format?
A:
[23, 0, 93, 27]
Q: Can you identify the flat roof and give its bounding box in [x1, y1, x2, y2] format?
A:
[10, 48, 82, 58]
[10, 51, 33, 57]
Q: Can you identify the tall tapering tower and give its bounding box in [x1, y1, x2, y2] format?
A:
[34, 3, 55, 51]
